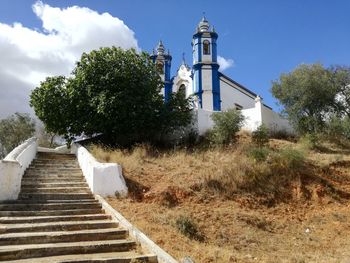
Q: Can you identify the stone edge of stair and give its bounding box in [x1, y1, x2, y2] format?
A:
[95, 195, 178, 263]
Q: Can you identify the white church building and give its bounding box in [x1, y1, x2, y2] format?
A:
[151, 17, 292, 135]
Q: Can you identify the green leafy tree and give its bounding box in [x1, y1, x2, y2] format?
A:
[330, 66, 350, 118]
[0, 113, 35, 158]
[209, 109, 245, 145]
[271, 64, 337, 134]
[30, 47, 192, 146]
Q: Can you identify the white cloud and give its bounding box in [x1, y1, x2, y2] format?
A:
[218, 55, 234, 71]
[0, 1, 139, 118]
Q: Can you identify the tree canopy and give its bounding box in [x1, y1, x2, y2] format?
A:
[30, 47, 192, 146]
[0, 113, 35, 158]
[271, 63, 350, 135]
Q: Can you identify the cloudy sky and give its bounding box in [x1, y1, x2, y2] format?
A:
[0, 0, 349, 118]
[0, 1, 140, 118]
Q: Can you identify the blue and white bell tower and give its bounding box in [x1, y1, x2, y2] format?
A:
[192, 17, 221, 111]
[150, 40, 172, 102]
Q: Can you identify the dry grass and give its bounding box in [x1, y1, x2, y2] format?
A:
[90, 135, 350, 262]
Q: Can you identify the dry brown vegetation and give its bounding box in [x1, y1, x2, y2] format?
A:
[90, 133, 350, 263]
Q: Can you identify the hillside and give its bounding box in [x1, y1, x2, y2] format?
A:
[91, 134, 350, 262]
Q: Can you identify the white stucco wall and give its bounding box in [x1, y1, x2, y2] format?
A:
[195, 96, 294, 135]
[202, 66, 214, 111]
[220, 76, 256, 111]
[71, 143, 128, 197]
[261, 105, 294, 133]
[195, 108, 215, 135]
[0, 137, 38, 200]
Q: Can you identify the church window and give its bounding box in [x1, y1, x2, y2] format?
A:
[235, 103, 243, 110]
[178, 84, 186, 98]
[157, 62, 164, 74]
[203, 40, 210, 55]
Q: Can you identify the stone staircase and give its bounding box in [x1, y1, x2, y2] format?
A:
[0, 152, 157, 262]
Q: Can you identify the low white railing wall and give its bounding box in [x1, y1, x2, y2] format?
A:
[0, 137, 38, 200]
[71, 143, 128, 197]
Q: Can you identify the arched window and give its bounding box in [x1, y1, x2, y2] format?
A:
[203, 40, 210, 55]
[157, 62, 164, 74]
[178, 84, 186, 98]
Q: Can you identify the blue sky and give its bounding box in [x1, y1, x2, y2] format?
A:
[0, 0, 349, 115]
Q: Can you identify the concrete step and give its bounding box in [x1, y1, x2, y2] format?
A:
[26, 167, 81, 175]
[36, 152, 76, 159]
[0, 199, 97, 205]
[0, 214, 110, 224]
[0, 220, 118, 234]
[21, 182, 88, 188]
[19, 193, 94, 200]
[0, 228, 128, 246]
[0, 209, 103, 217]
[22, 178, 85, 183]
[3, 251, 157, 263]
[0, 239, 136, 261]
[0, 202, 100, 211]
[20, 187, 91, 194]
[32, 159, 78, 163]
[30, 163, 79, 167]
[23, 172, 83, 177]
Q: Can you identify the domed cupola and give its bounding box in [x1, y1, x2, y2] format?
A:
[197, 16, 210, 32]
[156, 40, 165, 55]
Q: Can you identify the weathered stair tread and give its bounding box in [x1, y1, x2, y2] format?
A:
[0, 209, 103, 217]
[0, 220, 118, 233]
[0, 214, 110, 224]
[0, 240, 136, 261]
[4, 251, 157, 263]
[0, 202, 100, 210]
[0, 228, 128, 245]
[0, 199, 97, 204]
[19, 193, 94, 200]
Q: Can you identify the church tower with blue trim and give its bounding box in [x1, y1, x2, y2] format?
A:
[150, 40, 172, 102]
[192, 17, 221, 111]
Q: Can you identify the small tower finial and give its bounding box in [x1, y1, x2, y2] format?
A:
[182, 52, 186, 64]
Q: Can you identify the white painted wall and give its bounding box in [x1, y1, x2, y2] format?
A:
[71, 143, 128, 197]
[0, 137, 38, 200]
[195, 108, 215, 135]
[195, 96, 294, 135]
[261, 105, 294, 133]
[241, 96, 293, 133]
[220, 76, 256, 111]
[202, 66, 213, 111]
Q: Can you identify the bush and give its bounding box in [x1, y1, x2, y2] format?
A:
[252, 124, 269, 147]
[175, 216, 204, 241]
[325, 115, 350, 141]
[271, 147, 305, 170]
[248, 147, 270, 162]
[298, 133, 319, 151]
[209, 109, 245, 145]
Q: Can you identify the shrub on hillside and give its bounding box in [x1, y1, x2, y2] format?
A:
[175, 216, 204, 241]
[298, 133, 319, 151]
[252, 124, 269, 147]
[209, 109, 245, 145]
[248, 147, 270, 162]
[325, 116, 350, 142]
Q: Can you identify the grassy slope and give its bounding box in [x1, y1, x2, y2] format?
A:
[91, 135, 350, 263]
